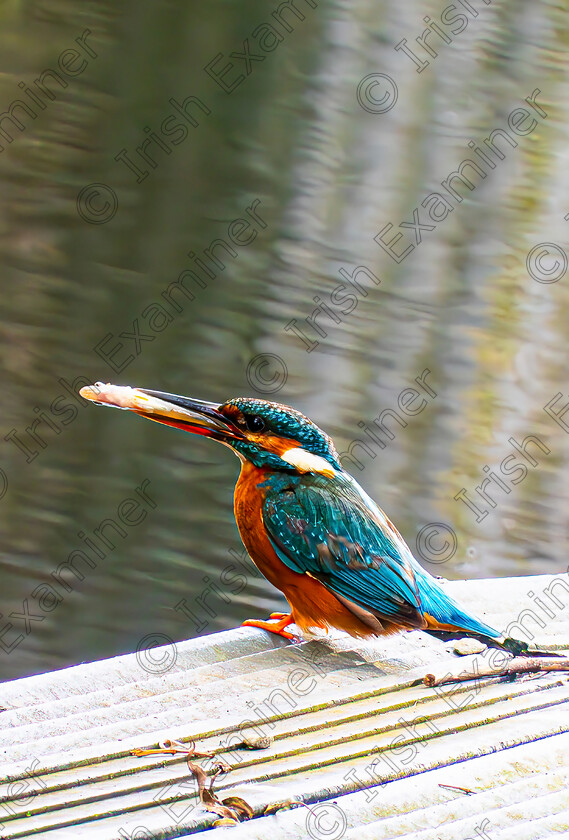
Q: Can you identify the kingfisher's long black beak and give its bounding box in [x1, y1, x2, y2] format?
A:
[79, 382, 244, 442]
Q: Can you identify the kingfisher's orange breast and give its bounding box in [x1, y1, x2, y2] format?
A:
[233, 461, 398, 638]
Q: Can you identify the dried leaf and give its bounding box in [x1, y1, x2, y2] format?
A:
[221, 796, 254, 820]
[264, 798, 304, 815]
[185, 757, 253, 823]
[212, 818, 239, 826]
[209, 761, 232, 781]
[186, 759, 209, 791]
[204, 801, 242, 821]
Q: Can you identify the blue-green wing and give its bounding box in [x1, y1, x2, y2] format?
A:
[261, 472, 426, 629]
[261, 471, 500, 638]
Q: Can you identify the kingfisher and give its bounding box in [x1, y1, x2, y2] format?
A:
[80, 382, 534, 656]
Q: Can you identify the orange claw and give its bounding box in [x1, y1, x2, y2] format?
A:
[242, 613, 297, 640]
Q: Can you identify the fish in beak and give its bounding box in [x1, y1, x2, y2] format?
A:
[79, 382, 244, 442]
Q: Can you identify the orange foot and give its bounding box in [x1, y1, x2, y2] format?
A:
[242, 613, 298, 641]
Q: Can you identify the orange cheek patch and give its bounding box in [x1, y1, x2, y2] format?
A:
[242, 435, 335, 477]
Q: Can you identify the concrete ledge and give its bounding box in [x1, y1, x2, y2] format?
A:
[1, 574, 568, 838]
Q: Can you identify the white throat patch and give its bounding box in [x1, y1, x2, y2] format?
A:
[281, 448, 336, 477]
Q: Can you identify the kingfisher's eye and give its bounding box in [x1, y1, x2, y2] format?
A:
[245, 415, 265, 432]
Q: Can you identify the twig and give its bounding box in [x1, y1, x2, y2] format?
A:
[439, 783, 475, 795]
[131, 738, 216, 759]
[424, 656, 569, 687]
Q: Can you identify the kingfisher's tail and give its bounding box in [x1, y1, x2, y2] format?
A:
[423, 626, 563, 657]
[417, 573, 563, 658]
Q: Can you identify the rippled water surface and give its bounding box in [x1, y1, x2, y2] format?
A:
[1, 0, 569, 680]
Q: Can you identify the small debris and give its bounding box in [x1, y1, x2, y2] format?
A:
[453, 639, 486, 656]
[237, 735, 273, 750]
[439, 783, 475, 795]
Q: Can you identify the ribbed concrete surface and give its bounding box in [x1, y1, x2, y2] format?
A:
[1, 574, 568, 839]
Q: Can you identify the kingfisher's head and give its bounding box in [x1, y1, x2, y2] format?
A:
[80, 383, 341, 476]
